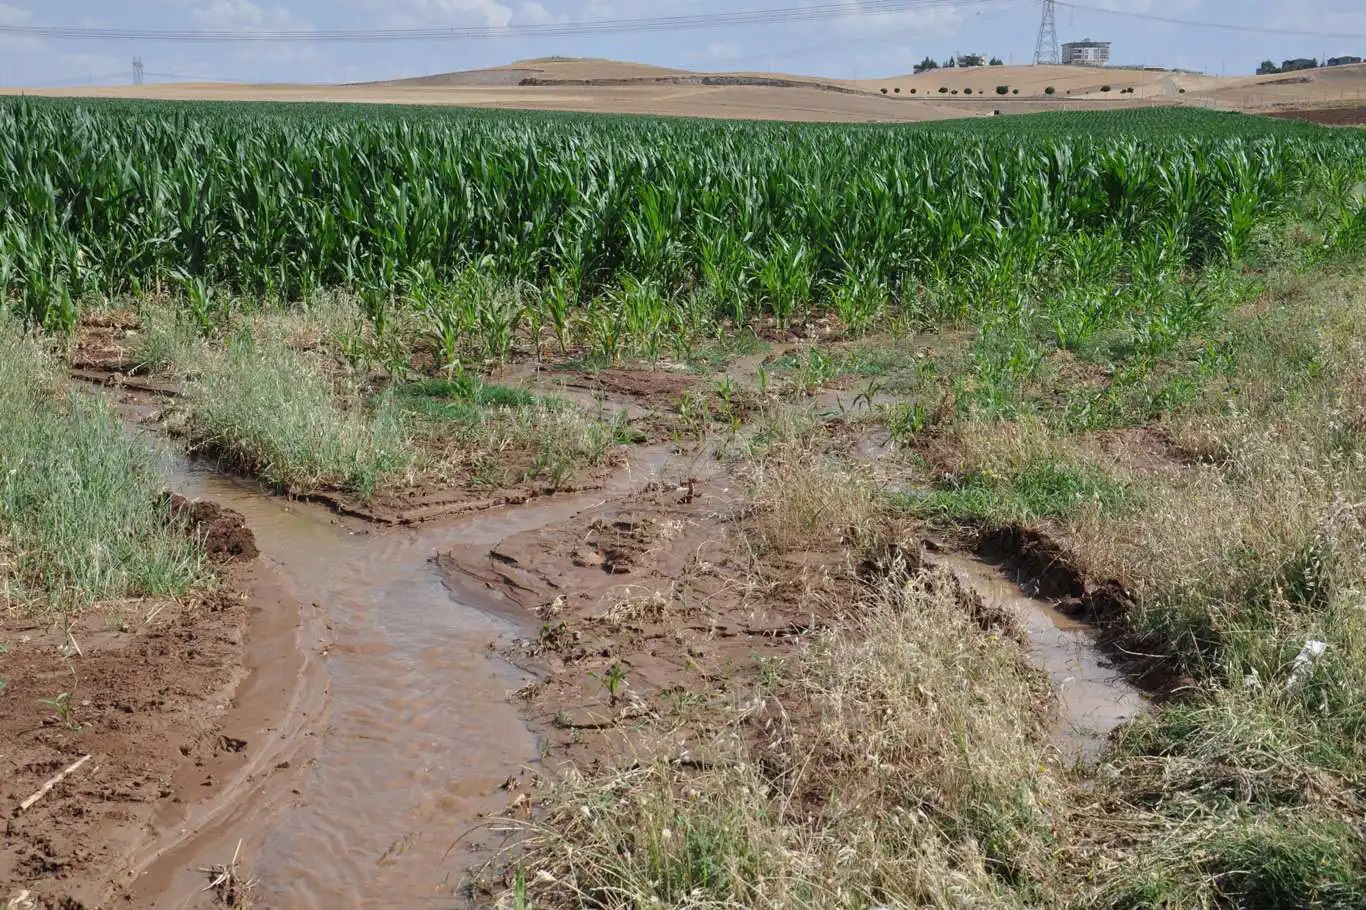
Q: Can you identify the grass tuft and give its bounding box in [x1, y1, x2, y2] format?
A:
[505, 561, 1060, 908]
[0, 319, 204, 616]
[184, 332, 414, 498]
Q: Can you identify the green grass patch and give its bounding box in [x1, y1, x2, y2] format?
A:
[772, 344, 921, 394]
[395, 375, 630, 491]
[394, 376, 544, 423]
[1100, 814, 1366, 910]
[184, 334, 414, 498]
[899, 461, 1129, 526]
[0, 323, 204, 616]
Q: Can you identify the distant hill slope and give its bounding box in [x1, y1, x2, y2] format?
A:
[7, 57, 1365, 124]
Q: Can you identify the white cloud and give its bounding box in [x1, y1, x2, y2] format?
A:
[518, 2, 568, 26]
[348, 0, 516, 29]
[1265, 0, 1366, 47]
[825, 1, 971, 40]
[707, 40, 742, 62]
[0, 2, 30, 24]
[1083, 0, 1202, 13]
[0, 3, 38, 50]
[190, 0, 313, 31]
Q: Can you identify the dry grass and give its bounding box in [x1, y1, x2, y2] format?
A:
[423, 400, 628, 490]
[199, 840, 255, 908]
[183, 334, 416, 498]
[504, 560, 1060, 909]
[745, 449, 881, 556]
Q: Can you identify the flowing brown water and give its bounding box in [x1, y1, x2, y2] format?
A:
[927, 552, 1148, 760]
[101, 391, 683, 908]
[100, 380, 1141, 906]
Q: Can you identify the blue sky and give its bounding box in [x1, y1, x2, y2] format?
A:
[2, 1, 1363, 87]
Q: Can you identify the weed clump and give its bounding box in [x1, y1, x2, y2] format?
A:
[184, 333, 414, 498]
[0, 320, 204, 615]
[508, 562, 1059, 908]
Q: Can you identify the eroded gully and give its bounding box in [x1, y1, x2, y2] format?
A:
[109, 389, 1143, 907]
[108, 391, 684, 909]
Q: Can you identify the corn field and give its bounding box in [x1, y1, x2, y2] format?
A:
[1, 99, 1363, 335]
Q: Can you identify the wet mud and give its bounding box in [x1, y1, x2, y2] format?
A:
[925, 550, 1149, 760]
[4, 345, 1159, 907]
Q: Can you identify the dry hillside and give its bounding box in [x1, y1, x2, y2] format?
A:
[5, 57, 1364, 123]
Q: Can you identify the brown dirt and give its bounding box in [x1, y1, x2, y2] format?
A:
[435, 472, 1018, 785]
[1267, 104, 1366, 125]
[164, 495, 259, 562]
[970, 524, 1194, 696]
[70, 311, 141, 374]
[974, 523, 1134, 621]
[273, 468, 612, 526]
[548, 367, 699, 408]
[439, 476, 857, 760]
[0, 547, 306, 908]
[13, 59, 1364, 123]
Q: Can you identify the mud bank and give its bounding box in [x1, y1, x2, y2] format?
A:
[1, 502, 310, 910]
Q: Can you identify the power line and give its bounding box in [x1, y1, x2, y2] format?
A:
[1033, 0, 1058, 65]
[1055, 1, 1366, 41]
[0, 1, 1002, 43]
[7, 71, 132, 88]
[683, 0, 1019, 69]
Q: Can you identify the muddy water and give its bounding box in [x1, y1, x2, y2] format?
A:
[118, 406, 689, 908]
[141, 463, 535, 907]
[927, 552, 1148, 761]
[89, 388, 675, 908]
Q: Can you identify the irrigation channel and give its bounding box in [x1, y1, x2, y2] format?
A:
[97, 388, 1146, 909]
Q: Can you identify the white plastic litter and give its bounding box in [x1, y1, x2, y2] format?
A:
[1285, 639, 1328, 693]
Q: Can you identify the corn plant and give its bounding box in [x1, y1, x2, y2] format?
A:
[0, 98, 1361, 352]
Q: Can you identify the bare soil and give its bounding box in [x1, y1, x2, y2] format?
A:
[12, 59, 1364, 124]
[435, 473, 1023, 773]
[0, 510, 312, 909]
[1267, 104, 1366, 125]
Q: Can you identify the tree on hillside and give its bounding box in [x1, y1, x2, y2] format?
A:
[958, 54, 985, 67]
[989, 57, 1005, 66]
[1256, 60, 1280, 75]
[1281, 58, 1318, 72]
[944, 56, 957, 68]
[913, 56, 939, 74]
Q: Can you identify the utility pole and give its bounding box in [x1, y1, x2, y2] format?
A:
[133, 56, 144, 85]
[1034, 0, 1059, 65]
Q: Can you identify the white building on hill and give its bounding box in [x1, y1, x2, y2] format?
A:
[1062, 39, 1111, 67]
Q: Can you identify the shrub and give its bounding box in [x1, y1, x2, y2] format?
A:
[996, 85, 1009, 95]
[880, 87, 888, 95]
[938, 86, 948, 93]
[909, 88, 916, 94]
[894, 87, 901, 94]
[963, 87, 973, 95]
[1012, 88, 1020, 95]
[1101, 84, 1112, 92]
[1045, 86, 1056, 95]
[951, 90, 959, 95]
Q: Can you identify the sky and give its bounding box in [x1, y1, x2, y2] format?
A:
[1, 1, 1364, 88]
